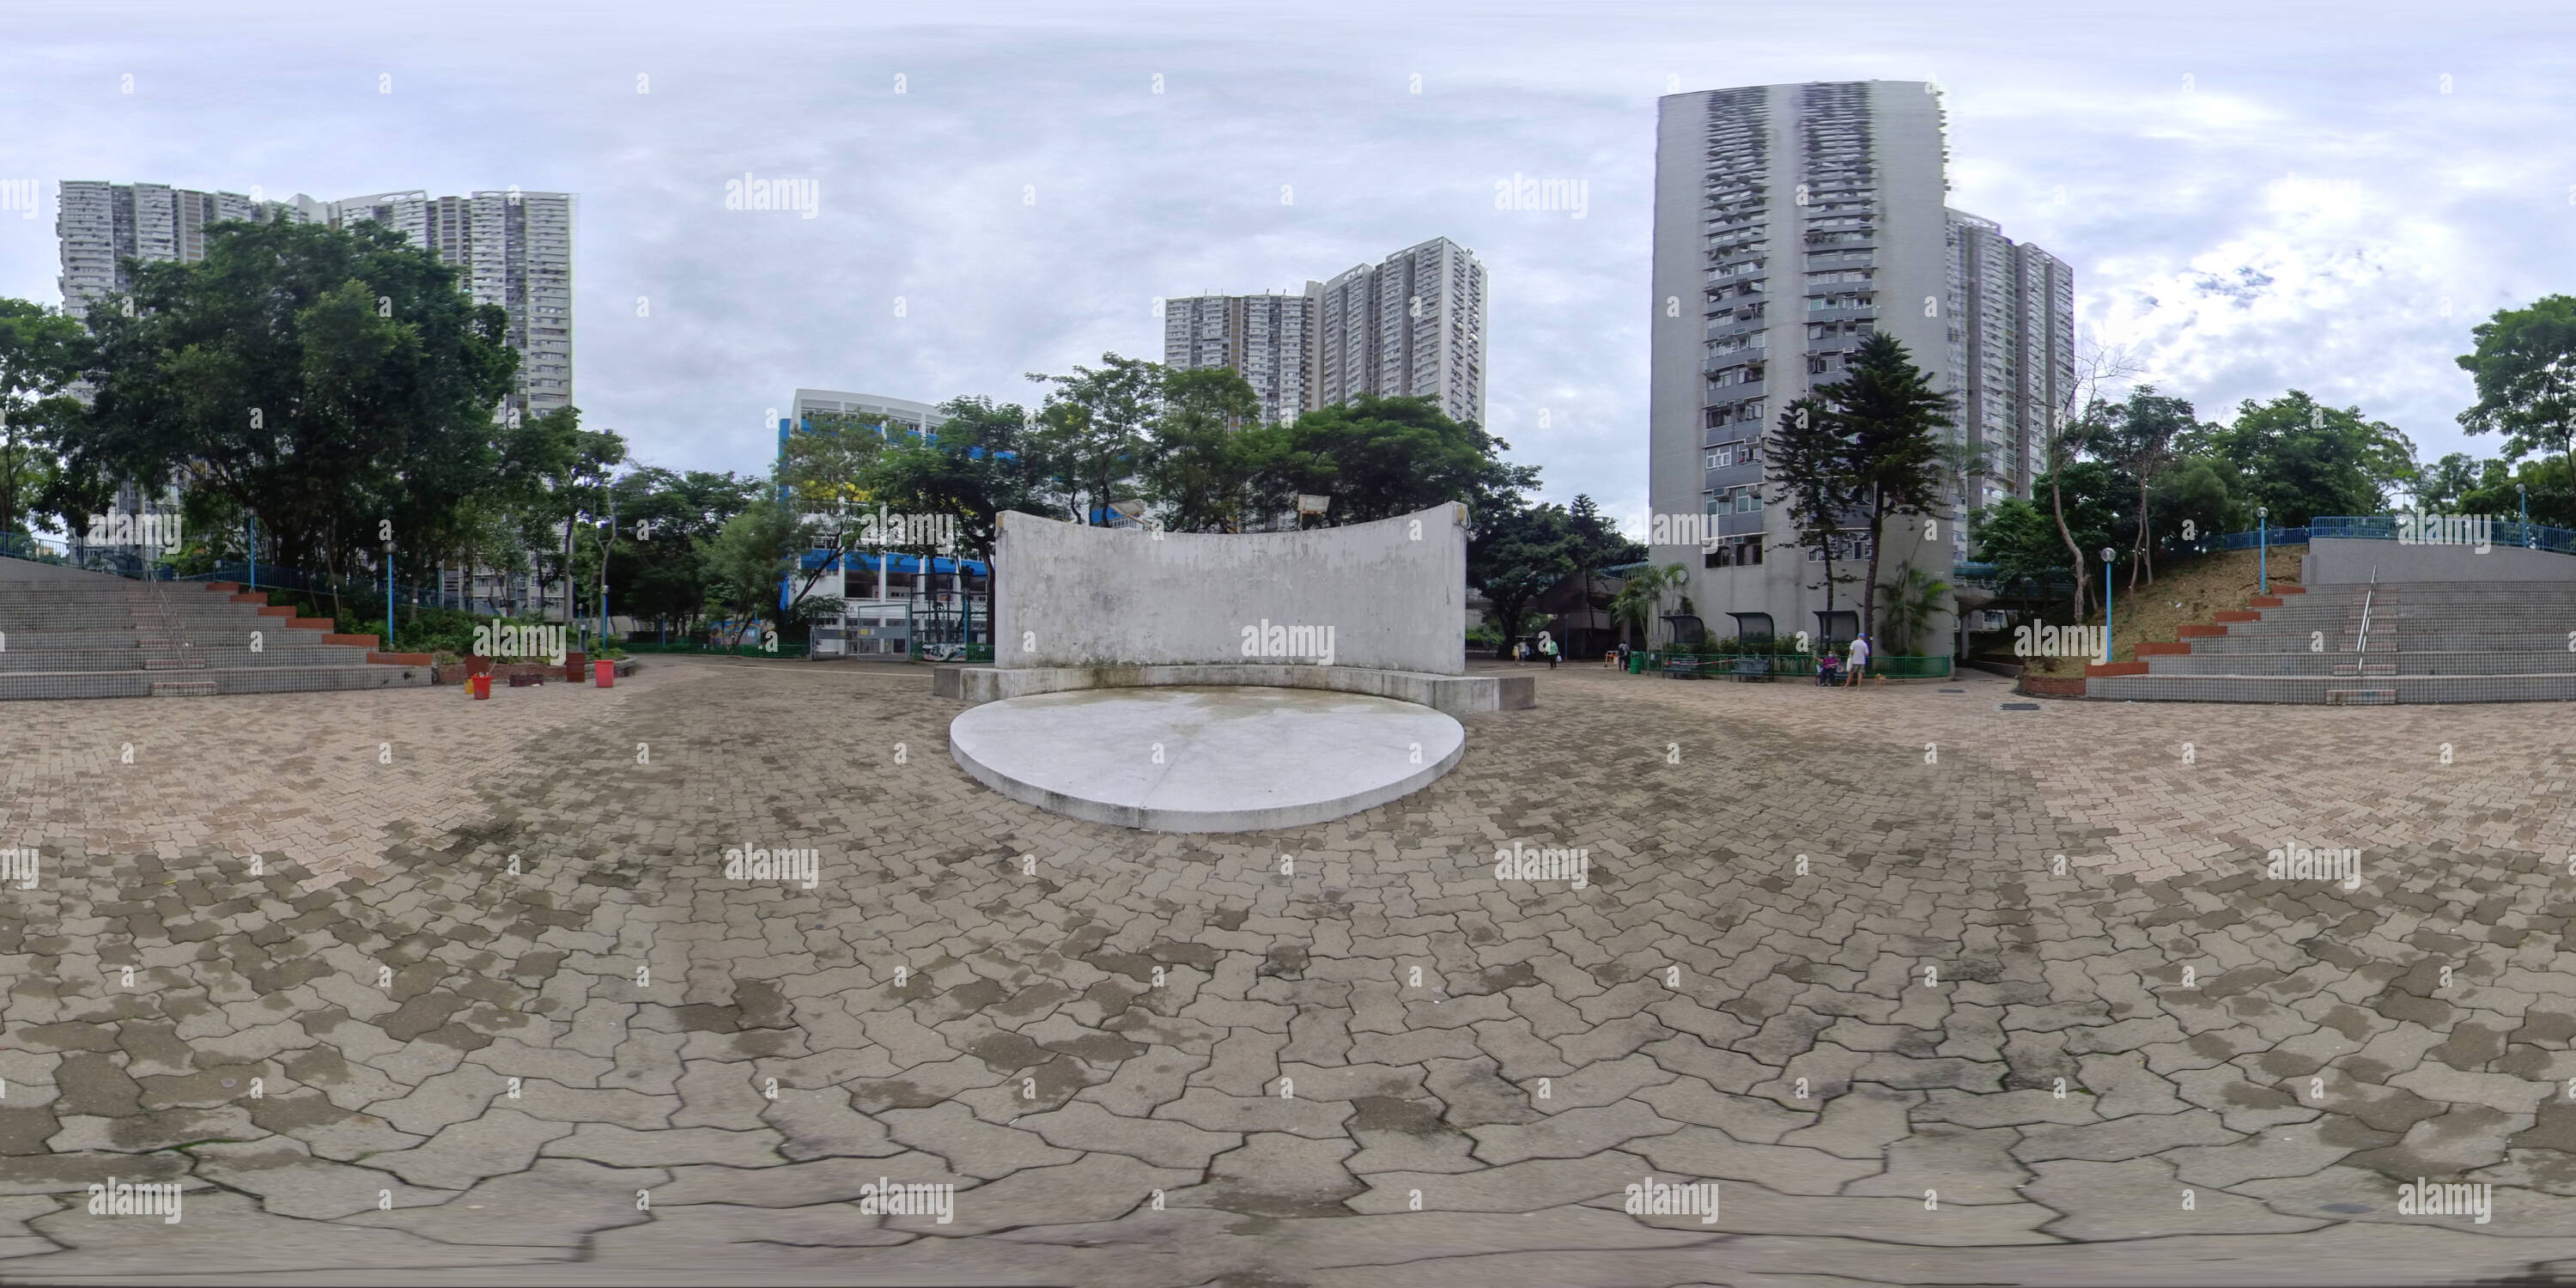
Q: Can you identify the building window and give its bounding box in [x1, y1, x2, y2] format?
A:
[1706, 535, 1765, 568]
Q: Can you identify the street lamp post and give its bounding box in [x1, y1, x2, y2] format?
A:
[383, 539, 395, 652]
[2257, 507, 2269, 595]
[2520, 483, 2530, 548]
[2101, 546, 2117, 665]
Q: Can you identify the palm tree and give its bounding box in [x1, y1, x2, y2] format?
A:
[1874, 562, 1952, 657]
[1609, 562, 1687, 648]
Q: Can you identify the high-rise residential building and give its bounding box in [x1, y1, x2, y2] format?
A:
[56, 181, 577, 416]
[1646, 81, 2071, 656]
[55, 180, 309, 318]
[1318, 236, 1488, 428]
[1167, 236, 1489, 430]
[1947, 211, 2074, 508]
[1160, 286, 1324, 427]
[331, 189, 578, 416]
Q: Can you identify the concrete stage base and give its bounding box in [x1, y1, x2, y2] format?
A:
[933, 663, 1530, 716]
[948, 685, 1467, 832]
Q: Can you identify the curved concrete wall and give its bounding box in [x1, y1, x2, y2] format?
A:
[993, 503, 1468, 675]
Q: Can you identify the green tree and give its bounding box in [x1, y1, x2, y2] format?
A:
[779, 410, 895, 512]
[2092, 386, 2200, 587]
[2146, 456, 2241, 553]
[605, 467, 758, 634]
[1562, 493, 1643, 628]
[2458, 295, 2576, 513]
[2461, 457, 2576, 530]
[1874, 563, 1952, 657]
[1819, 334, 1952, 642]
[2412, 451, 2482, 514]
[1143, 367, 1274, 532]
[1026, 353, 1162, 526]
[1467, 499, 1571, 657]
[0, 299, 88, 539]
[1268, 394, 1536, 526]
[1608, 562, 1691, 648]
[703, 494, 827, 647]
[513, 412, 627, 627]
[1968, 496, 2063, 593]
[1765, 395, 1858, 619]
[2178, 391, 2413, 526]
[71, 219, 522, 586]
[860, 395, 1040, 559]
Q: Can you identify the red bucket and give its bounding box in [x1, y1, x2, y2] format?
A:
[593, 659, 614, 688]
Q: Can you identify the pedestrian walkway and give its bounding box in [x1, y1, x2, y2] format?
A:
[3, 659, 2573, 1285]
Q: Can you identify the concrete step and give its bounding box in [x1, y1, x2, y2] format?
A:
[2089, 672, 2576, 704]
[0, 663, 431, 701]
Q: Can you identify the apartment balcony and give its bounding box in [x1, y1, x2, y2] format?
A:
[1804, 305, 1879, 324]
[1703, 460, 1765, 492]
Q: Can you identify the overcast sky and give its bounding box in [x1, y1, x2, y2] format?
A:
[6, 0, 2572, 532]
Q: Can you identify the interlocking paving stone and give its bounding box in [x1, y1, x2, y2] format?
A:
[10, 659, 2576, 1282]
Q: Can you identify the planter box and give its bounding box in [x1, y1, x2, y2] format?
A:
[2019, 673, 2087, 698]
[2085, 661, 2149, 677]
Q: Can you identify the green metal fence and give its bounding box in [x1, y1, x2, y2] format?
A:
[620, 641, 784, 658]
[1643, 651, 1953, 680]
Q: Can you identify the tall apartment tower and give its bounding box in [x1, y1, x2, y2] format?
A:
[1648, 81, 2069, 656]
[1947, 211, 2074, 508]
[55, 180, 310, 318]
[1161, 285, 1325, 426]
[1317, 236, 1487, 428]
[331, 190, 578, 416]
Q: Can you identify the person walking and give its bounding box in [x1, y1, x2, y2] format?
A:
[1844, 634, 1870, 688]
[1540, 633, 1558, 669]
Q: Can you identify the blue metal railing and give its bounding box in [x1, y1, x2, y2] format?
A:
[2215, 514, 2576, 556]
[0, 532, 180, 580]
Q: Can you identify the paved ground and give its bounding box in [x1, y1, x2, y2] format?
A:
[7, 656, 2576, 1285]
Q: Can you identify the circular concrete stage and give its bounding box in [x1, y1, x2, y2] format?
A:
[950, 685, 1467, 832]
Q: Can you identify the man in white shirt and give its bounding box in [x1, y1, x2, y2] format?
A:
[1844, 634, 1870, 687]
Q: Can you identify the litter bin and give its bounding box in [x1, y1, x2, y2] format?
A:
[469, 673, 490, 700]
[593, 659, 614, 688]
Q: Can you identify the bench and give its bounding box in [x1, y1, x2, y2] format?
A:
[1660, 656, 1716, 679]
[1728, 656, 1773, 682]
